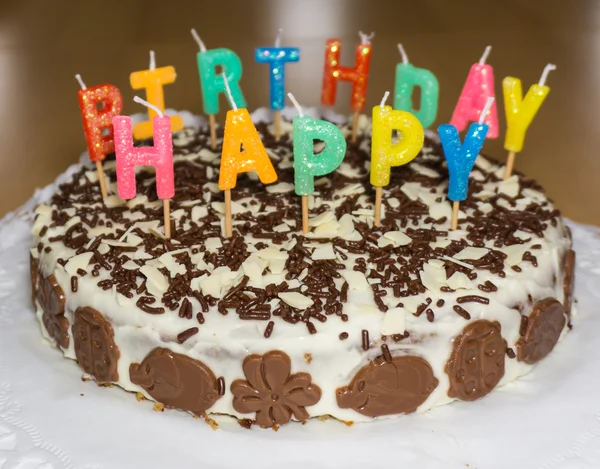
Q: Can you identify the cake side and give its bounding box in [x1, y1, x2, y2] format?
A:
[30, 115, 575, 426]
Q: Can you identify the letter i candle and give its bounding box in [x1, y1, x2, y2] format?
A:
[288, 93, 347, 234]
[218, 74, 277, 238]
[75, 74, 123, 199]
[502, 63, 555, 179]
[321, 31, 373, 144]
[438, 97, 495, 230]
[113, 97, 175, 238]
[255, 29, 300, 141]
[192, 29, 246, 150]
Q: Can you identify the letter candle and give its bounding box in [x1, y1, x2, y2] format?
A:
[438, 97, 494, 230]
[503, 63, 556, 179]
[371, 91, 425, 227]
[393, 43, 439, 128]
[75, 74, 123, 199]
[255, 29, 300, 141]
[287, 93, 347, 234]
[191, 29, 246, 150]
[129, 50, 184, 140]
[113, 97, 175, 238]
[450, 45, 498, 138]
[321, 31, 374, 143]
[219, 74, 277, 238]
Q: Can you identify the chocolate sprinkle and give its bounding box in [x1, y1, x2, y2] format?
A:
[339, 332, 349, 340]
[177, 327, 199, 344]
[217, 376, 226, 396]
[362, 329, 370, 351]
[453, 305, 471, 320]
[380, 344, 392, 363]
[264, 320, 274, 338]
[456, 295, 490, 305]
[70, 276, 78, 293]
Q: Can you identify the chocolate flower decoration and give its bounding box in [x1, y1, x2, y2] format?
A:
[231, 350, 321, 427]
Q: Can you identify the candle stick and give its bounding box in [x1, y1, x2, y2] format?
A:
[255, 29, 300, 141]
[288, 92, 347, 233]
[113, 97, 175, 238]
[439, 97, 494, 230]
[503, 63, 556, 179]
[450, 45, 498, 138]
[321, 31, 373, 144]
[192, 28, 246, 150]
[371, 91, 425, 227]
[219, 74, 277, 237]
[393, 43, 439, 128]
[75, 74, 123, 199]
[129, 51, 184, 140]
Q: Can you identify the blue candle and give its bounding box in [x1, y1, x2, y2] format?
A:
[438, 97, 494, 229]
[255, 30, 300, 110]
[438, 97, 494, 203]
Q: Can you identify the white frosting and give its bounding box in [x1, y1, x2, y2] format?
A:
[32, 111, 573, 425]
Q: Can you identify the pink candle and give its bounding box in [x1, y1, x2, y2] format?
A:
[450, 45, 498, 138]
[113, 98, 174, 200]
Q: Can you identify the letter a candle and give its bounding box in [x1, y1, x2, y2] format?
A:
[321, 31, 373, 144]
[75, 74, 123, 199]
[371, 91, 425, 227]
[129, 51, 184, 140]
[192, 29, 247, 150]
[113, 97, 175, 238]
[502, 63, 556, 179]
[451, 45, 498, 138]
[287, 93, 347, 234]
[219, 74, 277, 238]
[438, 97, 494, 230]
[255, 29, 300, 141]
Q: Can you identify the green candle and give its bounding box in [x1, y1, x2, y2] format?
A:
[393, 44, 439, 128]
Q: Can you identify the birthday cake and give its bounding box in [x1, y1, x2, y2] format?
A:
[30, 109, 575, 427]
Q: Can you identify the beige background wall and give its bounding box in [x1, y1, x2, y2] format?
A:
[0, 0, 597, 225]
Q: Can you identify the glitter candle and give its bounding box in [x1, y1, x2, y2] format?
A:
[255, 30, 300, 111]
[503, 63, 555, 179]
[76, 74, 123, 199]
[393, 44, 439, 128]
[371, 92, 425, 226]
[219, 74, 277, 237]
[288, 93, 347, 233]
[113, 97, 175, 237]
[450, 45, 498, 138]
[130, 51, 184, 140]
[76, 77, 123, 163]
[439, 97, 494, 230]
[321, 31, 373, 143]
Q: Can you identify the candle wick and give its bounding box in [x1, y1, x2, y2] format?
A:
[380, 91, 390, 108]
[75, 74, 87, 90]
[191, 28, 207, 53]
[150, 50, 156, 70]
[397, 43, 409, 64]
[538, 63, 557, 86]
[149, 50, 156, 70]
[222, 73, 238, 111]
[134, 96, 164, 117]
[479, 97, 495, 124]
[287, 92, 304, 117]
[275, 28, 283, 48]
[359, 31, 375, 45]
[479, 45, 492, 65]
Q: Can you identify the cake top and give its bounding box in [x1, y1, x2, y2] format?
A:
[31, 115, 565, 342]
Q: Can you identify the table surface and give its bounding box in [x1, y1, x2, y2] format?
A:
[0, 0, 597, 225]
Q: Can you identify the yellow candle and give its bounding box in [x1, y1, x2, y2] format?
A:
[503, 64, 555, 153]
[130, 51, 184, 140]
[371, 92, 424, 187]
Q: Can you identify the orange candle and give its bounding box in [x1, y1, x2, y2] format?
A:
[219, 74, 277, 237]
[130, 51, 184, 140]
